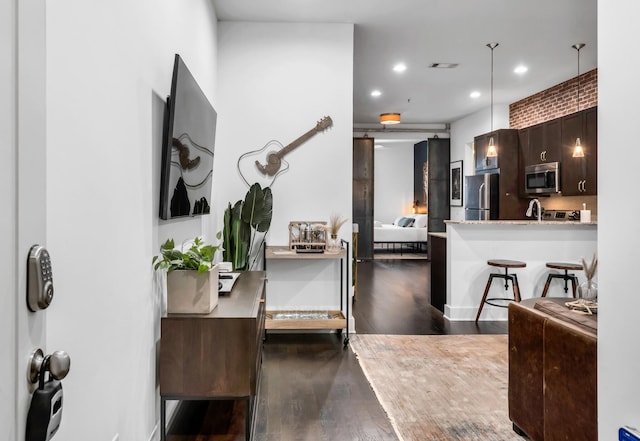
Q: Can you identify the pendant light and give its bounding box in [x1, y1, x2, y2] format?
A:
[486, 43, 499, 158]
[572, 43, 585, 158]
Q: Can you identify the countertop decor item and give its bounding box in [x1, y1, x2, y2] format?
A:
[289, 221, 327, 252]
[325, 214, 348, 253]
[153, 236, 222, 314]
[578, 253, 598, 303]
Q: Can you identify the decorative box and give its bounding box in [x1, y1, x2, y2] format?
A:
[288, 221, 327, 251]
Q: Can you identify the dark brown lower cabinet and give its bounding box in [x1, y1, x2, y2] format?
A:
[159, 271, 266, 441]
[428, 233, 446, 312]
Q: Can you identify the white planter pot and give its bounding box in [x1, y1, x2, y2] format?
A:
[166, 266, 219, 314]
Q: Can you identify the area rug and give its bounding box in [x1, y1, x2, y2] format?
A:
[350, 334, 523, 441]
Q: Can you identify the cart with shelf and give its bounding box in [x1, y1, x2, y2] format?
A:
[264, 241, 350, 346]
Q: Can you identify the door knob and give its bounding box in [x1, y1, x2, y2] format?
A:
[28, 348, 71, 384]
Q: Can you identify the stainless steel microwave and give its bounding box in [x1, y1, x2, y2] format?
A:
[525, 162, 560, 194]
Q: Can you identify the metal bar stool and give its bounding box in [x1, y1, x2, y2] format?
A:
[540, 262, 582, 298]
[475, 259, 526, 322]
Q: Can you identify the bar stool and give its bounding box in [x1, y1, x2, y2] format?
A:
[540, 262, 582, 298]
[475, 259, 526, 322]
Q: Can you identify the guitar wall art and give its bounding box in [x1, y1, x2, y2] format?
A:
[237, 116, 333, 188]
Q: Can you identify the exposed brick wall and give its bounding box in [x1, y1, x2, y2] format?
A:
[509, 69, 597, 129]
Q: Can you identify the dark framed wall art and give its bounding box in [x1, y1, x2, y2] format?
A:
[413, 141, 428, 214]
[449, 160, 463, 207]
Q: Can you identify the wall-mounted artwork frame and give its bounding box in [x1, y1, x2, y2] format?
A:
[413, 141, 428, 214]
[449, 160, 463, 207]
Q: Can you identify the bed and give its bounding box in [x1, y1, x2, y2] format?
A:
[374, 214, 428, 253]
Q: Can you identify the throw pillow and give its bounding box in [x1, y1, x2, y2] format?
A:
[412, 214, 428, 228]
[397, 217, 415, 227]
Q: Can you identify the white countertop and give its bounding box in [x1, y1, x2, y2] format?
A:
[444, 220, 597, 226]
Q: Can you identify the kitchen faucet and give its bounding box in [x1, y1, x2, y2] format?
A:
[526, 199, 542, 222]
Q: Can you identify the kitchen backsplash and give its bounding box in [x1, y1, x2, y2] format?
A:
[541, 194, 597, 218]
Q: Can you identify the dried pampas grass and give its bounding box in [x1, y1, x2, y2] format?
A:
[581, 254, 598, 282]
[326, 213, 348, 236]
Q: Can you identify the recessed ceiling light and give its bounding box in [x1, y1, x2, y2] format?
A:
[514, 65, 528, 74]
[470, 91, 481, 98]
[371, 90, 382, 97]
[393, 63, 407, 73]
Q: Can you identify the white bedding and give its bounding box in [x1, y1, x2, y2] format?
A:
[374, 214, 428, 243]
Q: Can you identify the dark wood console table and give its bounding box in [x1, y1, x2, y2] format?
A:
[159, 271, 266, 441]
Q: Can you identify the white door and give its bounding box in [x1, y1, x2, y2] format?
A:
[1, 0, 49, 439]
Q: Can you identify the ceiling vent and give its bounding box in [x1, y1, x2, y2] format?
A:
[428, 63, 459, 69]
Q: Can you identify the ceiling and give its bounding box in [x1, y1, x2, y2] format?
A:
[212, 0, 597, 128]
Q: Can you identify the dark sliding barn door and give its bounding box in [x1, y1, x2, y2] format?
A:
[353, 137, 374, 260]
[426, 137, 451, 232]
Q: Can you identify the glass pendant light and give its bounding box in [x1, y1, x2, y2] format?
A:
[572, 43, 585, 158]
[486, 43, 499, 158]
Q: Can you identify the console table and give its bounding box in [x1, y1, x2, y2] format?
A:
[264, 243, 350, 346]
[159, 271, 266, 441]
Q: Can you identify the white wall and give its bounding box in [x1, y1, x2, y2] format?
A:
[374, 142, 415, 223]
[0, 0, 16, 436]
[214, 22, 354, 246]
[449, 105, 509, 220]
[599, 1, 640, 438]
[214, 22, 353, 328]
[45, 1, 218, 440]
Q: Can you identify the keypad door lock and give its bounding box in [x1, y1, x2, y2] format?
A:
[27, 245, 54, 311]
[26, 349, 70, 441]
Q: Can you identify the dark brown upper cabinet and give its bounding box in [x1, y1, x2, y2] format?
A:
[561, 107, 597, 196]
[527, 118, 562, 165]
[474, 132, 498, 171]
[474, 129, 526, 219]
[474, 129, 520, 173]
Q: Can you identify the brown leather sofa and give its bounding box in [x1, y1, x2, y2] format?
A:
[508, 298, 597, 441]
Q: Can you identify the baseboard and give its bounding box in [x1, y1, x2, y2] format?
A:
[444, 304, 508, 321]
[147, 424, 157, 441]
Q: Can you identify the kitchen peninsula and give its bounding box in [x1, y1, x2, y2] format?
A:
[443, 219, 597, 321]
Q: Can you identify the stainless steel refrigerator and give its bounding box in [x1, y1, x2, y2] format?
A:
[464, 173, 499, 220]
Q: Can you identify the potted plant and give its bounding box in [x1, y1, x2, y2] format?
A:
[153, 235, 222, 314]
[223, 183, 273, 270]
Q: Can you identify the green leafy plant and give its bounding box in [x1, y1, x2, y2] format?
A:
[152, 234, 222, 274]
[223, 183, 273, 270]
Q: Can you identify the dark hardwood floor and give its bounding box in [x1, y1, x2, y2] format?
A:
[167, 257, 507, 440]
[354, 259, 509, 335]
